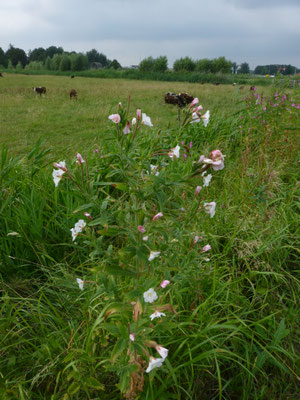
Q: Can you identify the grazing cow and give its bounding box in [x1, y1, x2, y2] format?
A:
[215, 82, 220, 86]
[178, 92, 194, 106]
[71, 75, 75, 79]
[232, 82, 237, 86]
[164, 92, 185, 108]
[70, 89, 78, 99]
[33, 86, 46, 95]
[239, 85, 245, 90]
[0, 72, 3, 77]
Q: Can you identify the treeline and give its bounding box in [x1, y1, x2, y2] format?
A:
[254, 64, 299, 76]
[0, 45, 121, 71]
[1, 44, 299, 76]
[139, 56, 236, 74]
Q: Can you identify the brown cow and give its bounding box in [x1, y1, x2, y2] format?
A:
[33, 86, 46, 95]
[70, 89, 78, 99]
[239, 85, 245, 90]
[0, 72, 3, 77]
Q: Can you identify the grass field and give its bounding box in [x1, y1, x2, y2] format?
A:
[0, 73, 273, 156]
[0, 73, 299, 400]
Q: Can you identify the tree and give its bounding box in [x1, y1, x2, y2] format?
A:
[153, 56, 168, 72]
[6, 44, 28, 67]
[86, 49, 100, 63]
[110, 59, 121, 69]
[139, 57, 154, 72]
[16, 61, 23, 71]
[196, 58, 213, 73]
[238, 62, 250, 74]
[211, 57, 232, 74]
[45, 46, 64, 59]
[44, 57, 51, 70]
[59, 54, 71, 71]
[28, 47, 46, 63]
[51, 53, 62, 70]
[231, 62, 238, 74]
[173, 57, 196, 72]
[0, 47, 8, 68]
[70, 53, 88, 71]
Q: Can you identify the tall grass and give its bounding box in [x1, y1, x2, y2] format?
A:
[0, 79, 299, 399]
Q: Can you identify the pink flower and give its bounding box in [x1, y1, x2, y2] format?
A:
[198, 155, 205, 163]
[195, 186, 202, 196]
[53, 161, 67, 171]
[191, 98, 199, 106]
[84, 212, 92, 220]
[160, 280, 170, 288]
[76, 153, 85, 165]
[201, 244, 211, 253]
[129, 333, 135, 341]
[123, 121, 131, 134]
[138, 225, 146, 233]
[189, 142, 193, 148]
[136, 109, 142, 120]
[108, 114, 121, 124]
[153, 212, 163, 221]
[209, 150, 225, 171]
[193, 235, 200, 245]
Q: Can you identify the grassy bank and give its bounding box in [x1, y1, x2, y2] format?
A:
[0, 75, 299, 399]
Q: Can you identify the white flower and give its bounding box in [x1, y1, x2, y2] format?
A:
[70, 219, 86, 241]
[148, 251, 160, 261]
[142, 113, 153, 127]
[132, 117, 137, 125]
[203, 174, 212, 187]
[191, 109, 210, 126]
[150, 164, 159, 176]
[52, 168, 65, 187]
[202, 110, 210, 127]
[150, 310, 166, 321]
[146, 357, 164, 373]
[143, 288, 158, 303]
[155, 346, 168, 359]
[168, 145, 180, 159]
[160, 280, 170, 288]
[204, 202, 216, 218]
[142, 235, 149, 241]
[76, 278, 84, 290]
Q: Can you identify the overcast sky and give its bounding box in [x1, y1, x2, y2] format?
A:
[1, 0, 299, 69]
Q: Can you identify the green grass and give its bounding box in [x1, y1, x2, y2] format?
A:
[0, 74, 299, 399]
[0, 73, 275, 156]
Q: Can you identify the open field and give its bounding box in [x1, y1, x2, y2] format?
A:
[0, 74, 299, 399]
[0, 73, 274, 156]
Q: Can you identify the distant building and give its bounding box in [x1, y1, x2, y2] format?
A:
[130, 65, 139, 69]
[90, 62, 103, 70]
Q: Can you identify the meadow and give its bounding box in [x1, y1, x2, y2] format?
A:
[0, 73, 299, 400]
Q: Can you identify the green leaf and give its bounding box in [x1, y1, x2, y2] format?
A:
[68, 381, 80, 395]
[83, 376, 104, 390]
